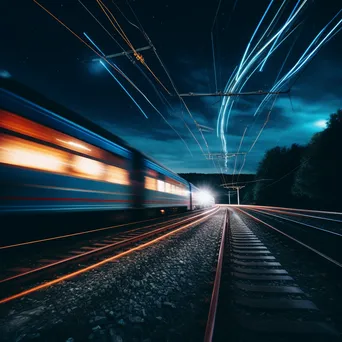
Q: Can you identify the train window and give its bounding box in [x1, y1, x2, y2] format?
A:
[0, 110, 103, 160]
[165, 182, 171, 193]
[145, 176, 157, 191]
[72, 155, 105, 180]
[106, 165, 130, 185]
[0, 133, 70, 173]
[157, 179, 165, 192]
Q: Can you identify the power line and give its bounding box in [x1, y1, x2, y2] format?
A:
[108, 0, 211, 157]
[34, 0, 193, 155]
[95, 0, 172, 95]
[211, 0, 223, 93]
[261, 158, 310, 190]
[232, 126, 247, 183]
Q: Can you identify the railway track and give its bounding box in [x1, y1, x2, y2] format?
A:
[0, 207, 219, 304]
[0, 208, 211, 280]
[205, 207, 340, 342]
[238, 206, 342, 267]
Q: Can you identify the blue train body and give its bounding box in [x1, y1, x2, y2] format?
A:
[0, 80, 214, 215]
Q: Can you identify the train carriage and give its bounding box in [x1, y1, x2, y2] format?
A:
[0, 79, 212, 218]
[143, 158, 191, 211]
[0, 83, 134, 213]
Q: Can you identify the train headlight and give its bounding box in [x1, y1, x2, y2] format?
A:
[198, 190, 213, 205]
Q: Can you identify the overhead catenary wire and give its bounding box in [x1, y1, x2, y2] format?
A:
[78, 0, 174, 113]
[78, 0, 196, 156]
[96, 0, 172, 95]
[211, 0, 223, 93]
[232, 126, 247, 183]
[33, 0, 193, 155]
[260, 157, 311, 191]
[236, 95, 279, 182]
[236, 12, 340, 179]
[107, 0, 210, 157]
[123, 0, 211, 157]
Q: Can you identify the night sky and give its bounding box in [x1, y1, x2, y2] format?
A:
[1, 0, 341, 174]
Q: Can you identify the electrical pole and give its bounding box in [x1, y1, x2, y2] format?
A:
[228, 191, 231, 205]
[220, 184, 245, 205]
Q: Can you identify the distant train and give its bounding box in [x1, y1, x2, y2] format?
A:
[0, 80, 215, 216]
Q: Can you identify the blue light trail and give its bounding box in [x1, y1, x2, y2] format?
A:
[83, 32, 106, 56]
[100, 60, 148, 119]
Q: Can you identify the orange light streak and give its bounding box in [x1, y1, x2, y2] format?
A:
[0, 208, 219, 304]
[0, 208, 210, 250]
[95, 0, 171, 95]
[0, 209, 217, 284]
[96, 0, 134, 50]
[32, 1, 145, 93]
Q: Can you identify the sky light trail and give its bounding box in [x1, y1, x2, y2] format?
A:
[217, 19, 302, 148]
[236, 0, 274, 81]
[259, 0, 301, 72]
[253, 15, 342, 119]
[244, 0, 287, 67]
[100, 60, 148, 119]
[83, 32, 106, 56]
[219, 0, 309, 144]
[214, 0, 342, 175]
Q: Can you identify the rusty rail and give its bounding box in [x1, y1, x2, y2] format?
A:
[204, 209, 228, 342]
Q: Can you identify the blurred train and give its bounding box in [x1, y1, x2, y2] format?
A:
[0, 79, 215, 219]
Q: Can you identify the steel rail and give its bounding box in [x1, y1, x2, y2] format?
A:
[0, 209, 206, 250]
[236, 208, 342, 268]
[0, 208, 218, 285]
[249, 206, 342, 223]
[204, 209, 228, 342]
[246, 207, 342, 237]
[0, 208, 220, 304]
[241, 204, 342, 216]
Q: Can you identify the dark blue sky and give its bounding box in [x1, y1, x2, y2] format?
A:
[1, 0, 341, 174]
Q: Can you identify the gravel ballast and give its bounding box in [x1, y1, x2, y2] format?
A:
[0, 210, 225, 342]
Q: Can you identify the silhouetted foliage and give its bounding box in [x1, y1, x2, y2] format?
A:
[252, 144, 305, 206]
[292, 109, 342, 210]
[245, 109, 342, 210]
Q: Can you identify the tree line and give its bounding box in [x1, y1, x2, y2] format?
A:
[242, 109, 342, 211]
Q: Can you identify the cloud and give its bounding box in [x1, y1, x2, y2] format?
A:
[0, 70, 11, 78]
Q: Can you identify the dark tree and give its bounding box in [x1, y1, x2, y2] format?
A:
[292, 109, 342, 210]
[253, 144, 305, 206]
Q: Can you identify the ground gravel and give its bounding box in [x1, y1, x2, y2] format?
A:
[0, 210, 224, 342]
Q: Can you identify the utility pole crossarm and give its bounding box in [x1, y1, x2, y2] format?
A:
[204, 152, 246, 160]
[197, 124, 214, 132]
[221, 185, 245, 205]
[179, 89, 290, 97]
[91, 45, 151, 62]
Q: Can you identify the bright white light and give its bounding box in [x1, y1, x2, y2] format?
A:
[56, 139, 91, 151]
[73, 156, 104, 178]
[198, 190, 214, 206]
[314, 120, 327, 129]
